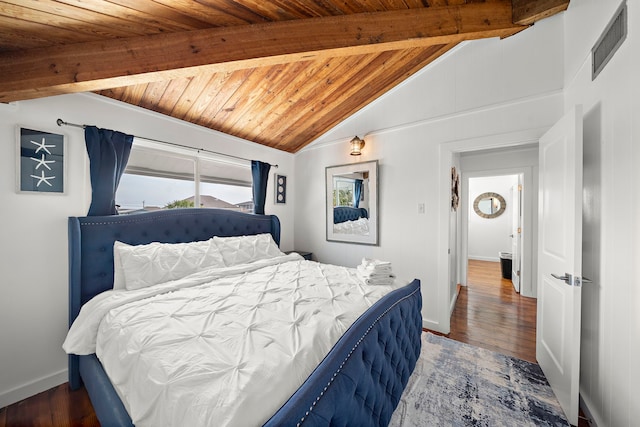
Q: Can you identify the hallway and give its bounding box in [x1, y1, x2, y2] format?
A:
[449, 259, 537, 363]
[447, 259, 593, 426]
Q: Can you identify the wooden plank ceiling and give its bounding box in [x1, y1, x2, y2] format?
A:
[0, 0, 568, 153]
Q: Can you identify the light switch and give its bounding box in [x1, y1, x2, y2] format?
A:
[418, 203, 425, 214]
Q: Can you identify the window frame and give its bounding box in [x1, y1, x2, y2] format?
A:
[333, 177, 356, 207]
[118, 138, 252, 211]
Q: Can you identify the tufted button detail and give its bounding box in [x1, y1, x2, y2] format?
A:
[285, 284, 421, 427]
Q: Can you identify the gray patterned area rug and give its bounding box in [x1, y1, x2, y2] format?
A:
[389, 333, 569, 427]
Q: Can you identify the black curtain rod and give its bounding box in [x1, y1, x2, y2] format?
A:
[56, 118, 278, 168]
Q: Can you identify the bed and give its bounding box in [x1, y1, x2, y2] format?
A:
[333, 207, 370, 236]
[65, 208, 422, 426]
[333, 206, 368, 224]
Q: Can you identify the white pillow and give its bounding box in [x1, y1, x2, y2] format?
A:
[113, 238, 226, 291]
[213, 233, 283, 267]
[113, 243, 127, 290]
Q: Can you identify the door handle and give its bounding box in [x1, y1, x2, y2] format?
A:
[551, 273, 571, 285]
[551, 273, 590, 287]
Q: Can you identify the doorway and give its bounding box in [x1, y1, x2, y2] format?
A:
[458, 147, 538, 300]
[441, 121, 582, 424]
[455, 167, 537, 360]
[437, 134, 540, 334]
[466, 174, 520, 291]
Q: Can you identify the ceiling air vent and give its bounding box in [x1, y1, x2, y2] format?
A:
[592, 1, 627, 80]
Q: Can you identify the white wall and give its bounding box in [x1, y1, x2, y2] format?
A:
[0, 93, 295, 408]
[295, 14, 565, 333]
[311, 16, 565, 148]
[467, 175, 517, 261]
[563, 1, 640, 426]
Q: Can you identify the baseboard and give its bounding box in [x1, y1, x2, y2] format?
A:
[468, 256, 500, 262]
[0, 369, 67, 409]
[423, 318, 446, 334]
[579, 392, 602, 427]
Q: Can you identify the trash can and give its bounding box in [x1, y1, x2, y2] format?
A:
[499, 252, 512, 280]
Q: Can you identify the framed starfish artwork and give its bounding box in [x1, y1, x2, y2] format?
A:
[16, 126, 66, 194]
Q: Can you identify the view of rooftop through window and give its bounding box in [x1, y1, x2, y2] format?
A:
[116, 172, 253, 213]
[115, 145, 254, 214]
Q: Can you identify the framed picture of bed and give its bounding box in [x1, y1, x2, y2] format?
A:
[16, 125, 66, 194]
[326, 160, 379, 245]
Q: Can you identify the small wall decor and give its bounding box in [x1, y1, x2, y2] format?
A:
[473, 192, 506, 219]
[451, 166, 460, 211]
[275, 173, 287, 204]
[16, 126, 66, 194]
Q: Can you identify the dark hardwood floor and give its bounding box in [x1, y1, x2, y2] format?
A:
[0, 382, 98, 427]
[444, 259, 590, 427]
[1, 259, 588, 426]
[449, 259, 538, 363]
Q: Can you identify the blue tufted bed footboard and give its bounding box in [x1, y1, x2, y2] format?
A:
[67, 208, 422, 426]
[265, 279, 422, 426]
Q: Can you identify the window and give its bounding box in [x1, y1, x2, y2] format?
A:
[198, 157, 252, 211]
[332, 173, 369, 209]
[115, 143, 252, 214]
[333, 178, 355, 207]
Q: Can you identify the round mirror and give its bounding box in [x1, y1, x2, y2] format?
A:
[473, 192, 506, 219]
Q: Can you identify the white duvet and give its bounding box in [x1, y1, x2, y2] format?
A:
[333, 217, 370, 235]
[63, 254, 397, 427]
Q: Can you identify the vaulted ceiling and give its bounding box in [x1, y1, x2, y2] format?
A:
[0, 0, 569, 153]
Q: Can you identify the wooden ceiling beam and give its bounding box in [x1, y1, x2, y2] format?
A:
[512, 0, 570, 26]
[0, 2, 527, 103]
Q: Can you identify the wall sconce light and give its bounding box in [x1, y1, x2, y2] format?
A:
[350, 136, 365, 156]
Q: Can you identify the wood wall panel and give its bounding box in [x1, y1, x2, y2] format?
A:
[0, 0, 567, 152]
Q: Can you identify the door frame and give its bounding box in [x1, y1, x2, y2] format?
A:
[437, 128, 546, 333]
[511, 178, 523, 293]
[459, 167, 535, 297]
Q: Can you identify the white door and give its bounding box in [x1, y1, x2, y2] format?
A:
[511, 181, 522, 292]
[537, 105, 583, 426]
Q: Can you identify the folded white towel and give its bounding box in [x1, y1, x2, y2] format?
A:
[357, 265, 395, 279]
[357, 271, 395, 286]
[361, 258, 391, 268]
[364, 278, 395, 286]
[359, 265, 393, 274]
[359, 258, 393, 275]
[357, 260, 395, 285]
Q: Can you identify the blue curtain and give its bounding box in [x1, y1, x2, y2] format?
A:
[353, 179, 363, 208]
[251, 160, 271, 215]
[85, 126, 133, 216]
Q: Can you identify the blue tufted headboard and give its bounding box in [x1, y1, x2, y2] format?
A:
[68, 208, 280, 388]
[333, 206, 368, 224]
